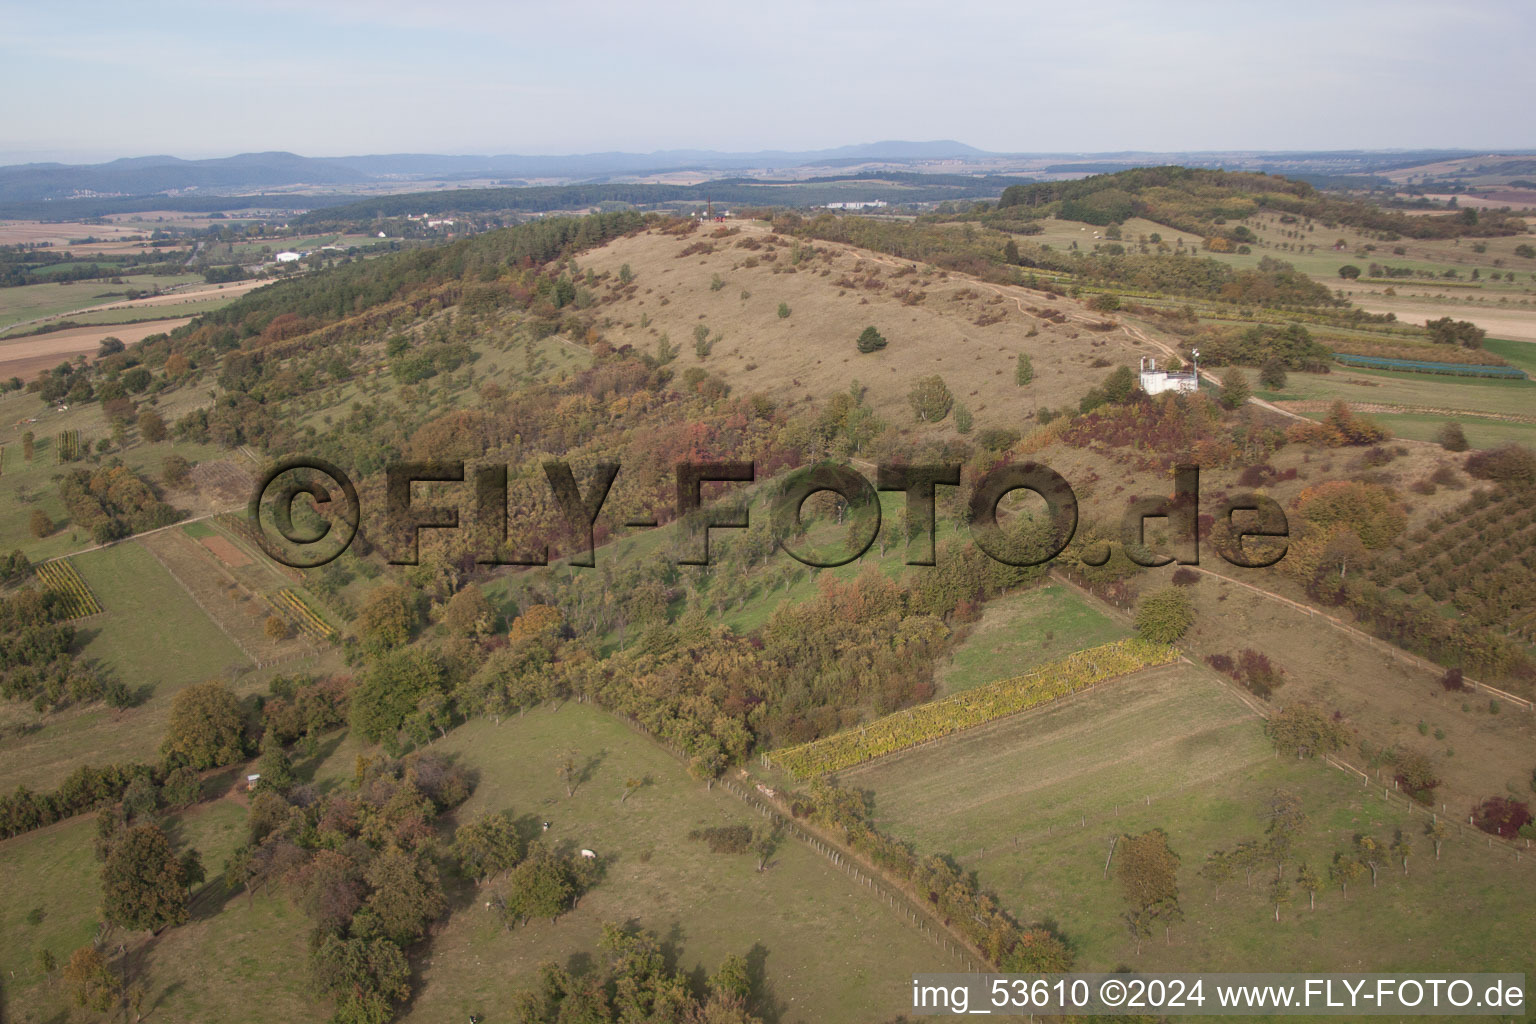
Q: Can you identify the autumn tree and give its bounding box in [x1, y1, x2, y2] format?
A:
[1219, 367, 1251, 410]
[311, 933, 411, 1024]
[161, 680, 246, 769]
[1264, 790, 1306, 872]
[1295, 861, 1321, 910]
[1267, 874, 1291, 921]
[908, 375, 953, 423]
[180, 848, 206, 899]
[1266, 702, 1350, 758]
[1390, 828, 1413, 875]
[453, 811, 524, 884]
[1330, 850, 1365, 893]
[556, 748, 581, 797]
[63, 946, 121, 1014]
[294, 850, 366, 936]
[350, 646, 446, 749]
[752, 824, 781, 872]
[502, 844, 575, 926]
[953, 402, 973, 434]
[1200, 849, 1233, 899]
[1353, 833, 1381, 887]
[1425, 817, 1451, 860]
[1259, 358, 1287, 390]
[1134, 586, 1194, 644]
[28, 509, 52, 538]
[1116, 829, 1181, 953]
[443, 583, 495, 637]
[1436, 421, 1469, 452]
[1230, 840, 1264, 887]
[357, 583, 419, 652]
[364, 844, 446, 945]
[101, 824, 189, 934]
[138, 410, 167, 442]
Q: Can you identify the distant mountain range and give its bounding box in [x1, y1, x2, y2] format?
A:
[0, 143, 990, 203]
[4, 144, 1534, 218]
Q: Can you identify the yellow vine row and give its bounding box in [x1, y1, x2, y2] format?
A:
[35, 559, 102, 619]
[772, 638, 1177, 779]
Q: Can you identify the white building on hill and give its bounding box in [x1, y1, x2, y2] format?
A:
[1139, 355, 1198, 395]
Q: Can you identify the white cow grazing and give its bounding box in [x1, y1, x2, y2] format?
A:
[580, 849, 596, 859]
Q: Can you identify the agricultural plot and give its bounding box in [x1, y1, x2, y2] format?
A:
[140, 529, 313, 663]
[939, 581, 1131, 692]
[772, 639, 1178, 778]
[266, 587, 336, 641]
[32, 558, 101, 618]
[0, 540, 254, 792]
[402, 704, 951, 1024]
[0, 796, 300, 1024]
[849, 664, 1536, 975]
[1377, 487, 1536, 641]
[1257, 362, 1536, 421]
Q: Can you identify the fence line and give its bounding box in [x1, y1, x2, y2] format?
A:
[606, 709, 981, 971]
[1188, 565, 1532, 711]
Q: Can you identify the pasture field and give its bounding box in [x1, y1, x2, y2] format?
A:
[396, 706, 955, 1023]
[141, 528, 315, 662]
[1152, 569, 1536, 819]
[1484, 336, 1536, 375]
[0, 384, 236, 561]
[847, 664, 1536, 978]
[0, 795, 315, 1024]
[1254, 362, 1536, 420]
[1035, 209, 1536, 343]
[1283, 410, 1536, 449]
[938, 580, 1130, 692]
[0, 540, 266, 793]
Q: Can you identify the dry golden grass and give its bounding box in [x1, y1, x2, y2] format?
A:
[577, 221, 1159, 436]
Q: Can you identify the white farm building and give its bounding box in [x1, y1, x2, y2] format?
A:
[274, 251, 302, 263]
[1139, 356, 1198, 396]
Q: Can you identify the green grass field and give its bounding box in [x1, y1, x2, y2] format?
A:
[1484, 337, 1536, 376]
[400, 705, 955, 1023]
[938, 581, 1130, 692]
[1, 298, 235, 336]
[0, 540, 255, 792]
[0, 385, 229, 562]
[1289, 410, 1536, 449]
[846, 664, 1536, 980]
[1257, 361, 1536, 419]
[0, 273, 205, 331]
[0, 796, 308, 1024]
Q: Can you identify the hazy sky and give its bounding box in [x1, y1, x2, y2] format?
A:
[2, 0, 1532, 163]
